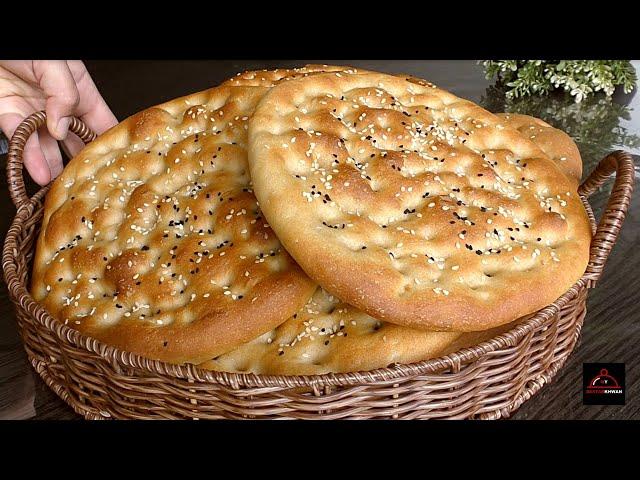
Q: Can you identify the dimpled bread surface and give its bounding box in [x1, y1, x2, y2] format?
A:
[494, 113, 582, 183]
[29, 74, 338, 365]
[248, 70, 592, 332]
[31, 64, 591, 373]
[200, 287, 514, 375]
[201, 107, 584, 374]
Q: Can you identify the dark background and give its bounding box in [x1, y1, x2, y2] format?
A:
[1, 60, 639, 419]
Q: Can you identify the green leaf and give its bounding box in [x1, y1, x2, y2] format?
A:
[481, 60, 637, 101]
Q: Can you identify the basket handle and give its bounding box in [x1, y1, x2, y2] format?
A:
[6, 111, 96, 210]
[578, 150, 636, 285]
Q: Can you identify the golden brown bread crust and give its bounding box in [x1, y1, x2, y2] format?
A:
[248, 70, 592, 332]
[30, 65, 378, 365]
[200, 287, 514, 375]
[30, 81, 323, 365]
[495, 113, 582, 182]
[30, 63, 590, 372]
[221, 65, 357, 87]
[199, 106, 584, 375]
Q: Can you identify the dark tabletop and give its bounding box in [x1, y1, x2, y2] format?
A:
[1, 60, 639, 420]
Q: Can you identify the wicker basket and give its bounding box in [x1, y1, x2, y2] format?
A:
[2, 111, 635, 420]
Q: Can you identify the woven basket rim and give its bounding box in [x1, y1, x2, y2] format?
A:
[1, 191, 595, 388]
[4, 110, 634, 390]
[3, 111, 634, 419]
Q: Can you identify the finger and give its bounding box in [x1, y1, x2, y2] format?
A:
[38, 130, 64, 180]
[0, 111, 21, 140]
[32, 61, 80, 140]
[67, 61, 118, 134]
[23, 130, 53, 186]
[61, 132, 86, 158]
[0, 111, 51, 186]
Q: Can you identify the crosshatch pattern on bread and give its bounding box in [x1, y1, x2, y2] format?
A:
[28, 82, 325, 365]
[200, 287, 514, 375]
[248, 71, 592, 331]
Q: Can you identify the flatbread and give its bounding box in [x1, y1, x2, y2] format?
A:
[221, 64, 354, 87]
[30, 81, 321, 364]
[202, 105, 584, 374]
[200, 287, 513, 375]
[248, 70, 591, 332]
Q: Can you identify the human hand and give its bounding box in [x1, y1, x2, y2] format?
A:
[0, 60, 118, 185]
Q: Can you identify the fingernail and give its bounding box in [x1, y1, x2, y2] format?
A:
[55, 117, 71, 140]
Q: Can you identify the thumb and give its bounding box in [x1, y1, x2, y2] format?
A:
[33, 60, 80, 141]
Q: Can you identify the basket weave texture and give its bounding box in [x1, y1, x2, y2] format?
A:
[2, 111, 635, 419]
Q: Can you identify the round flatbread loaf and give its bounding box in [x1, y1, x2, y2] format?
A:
[248, 70, 591, 331]
[30, 78, 325, 365]
[201, 108, 583, 374]
[200, 286, 513, 375]
[201, 107, 583, 374]
[30, 65, 371, 365]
